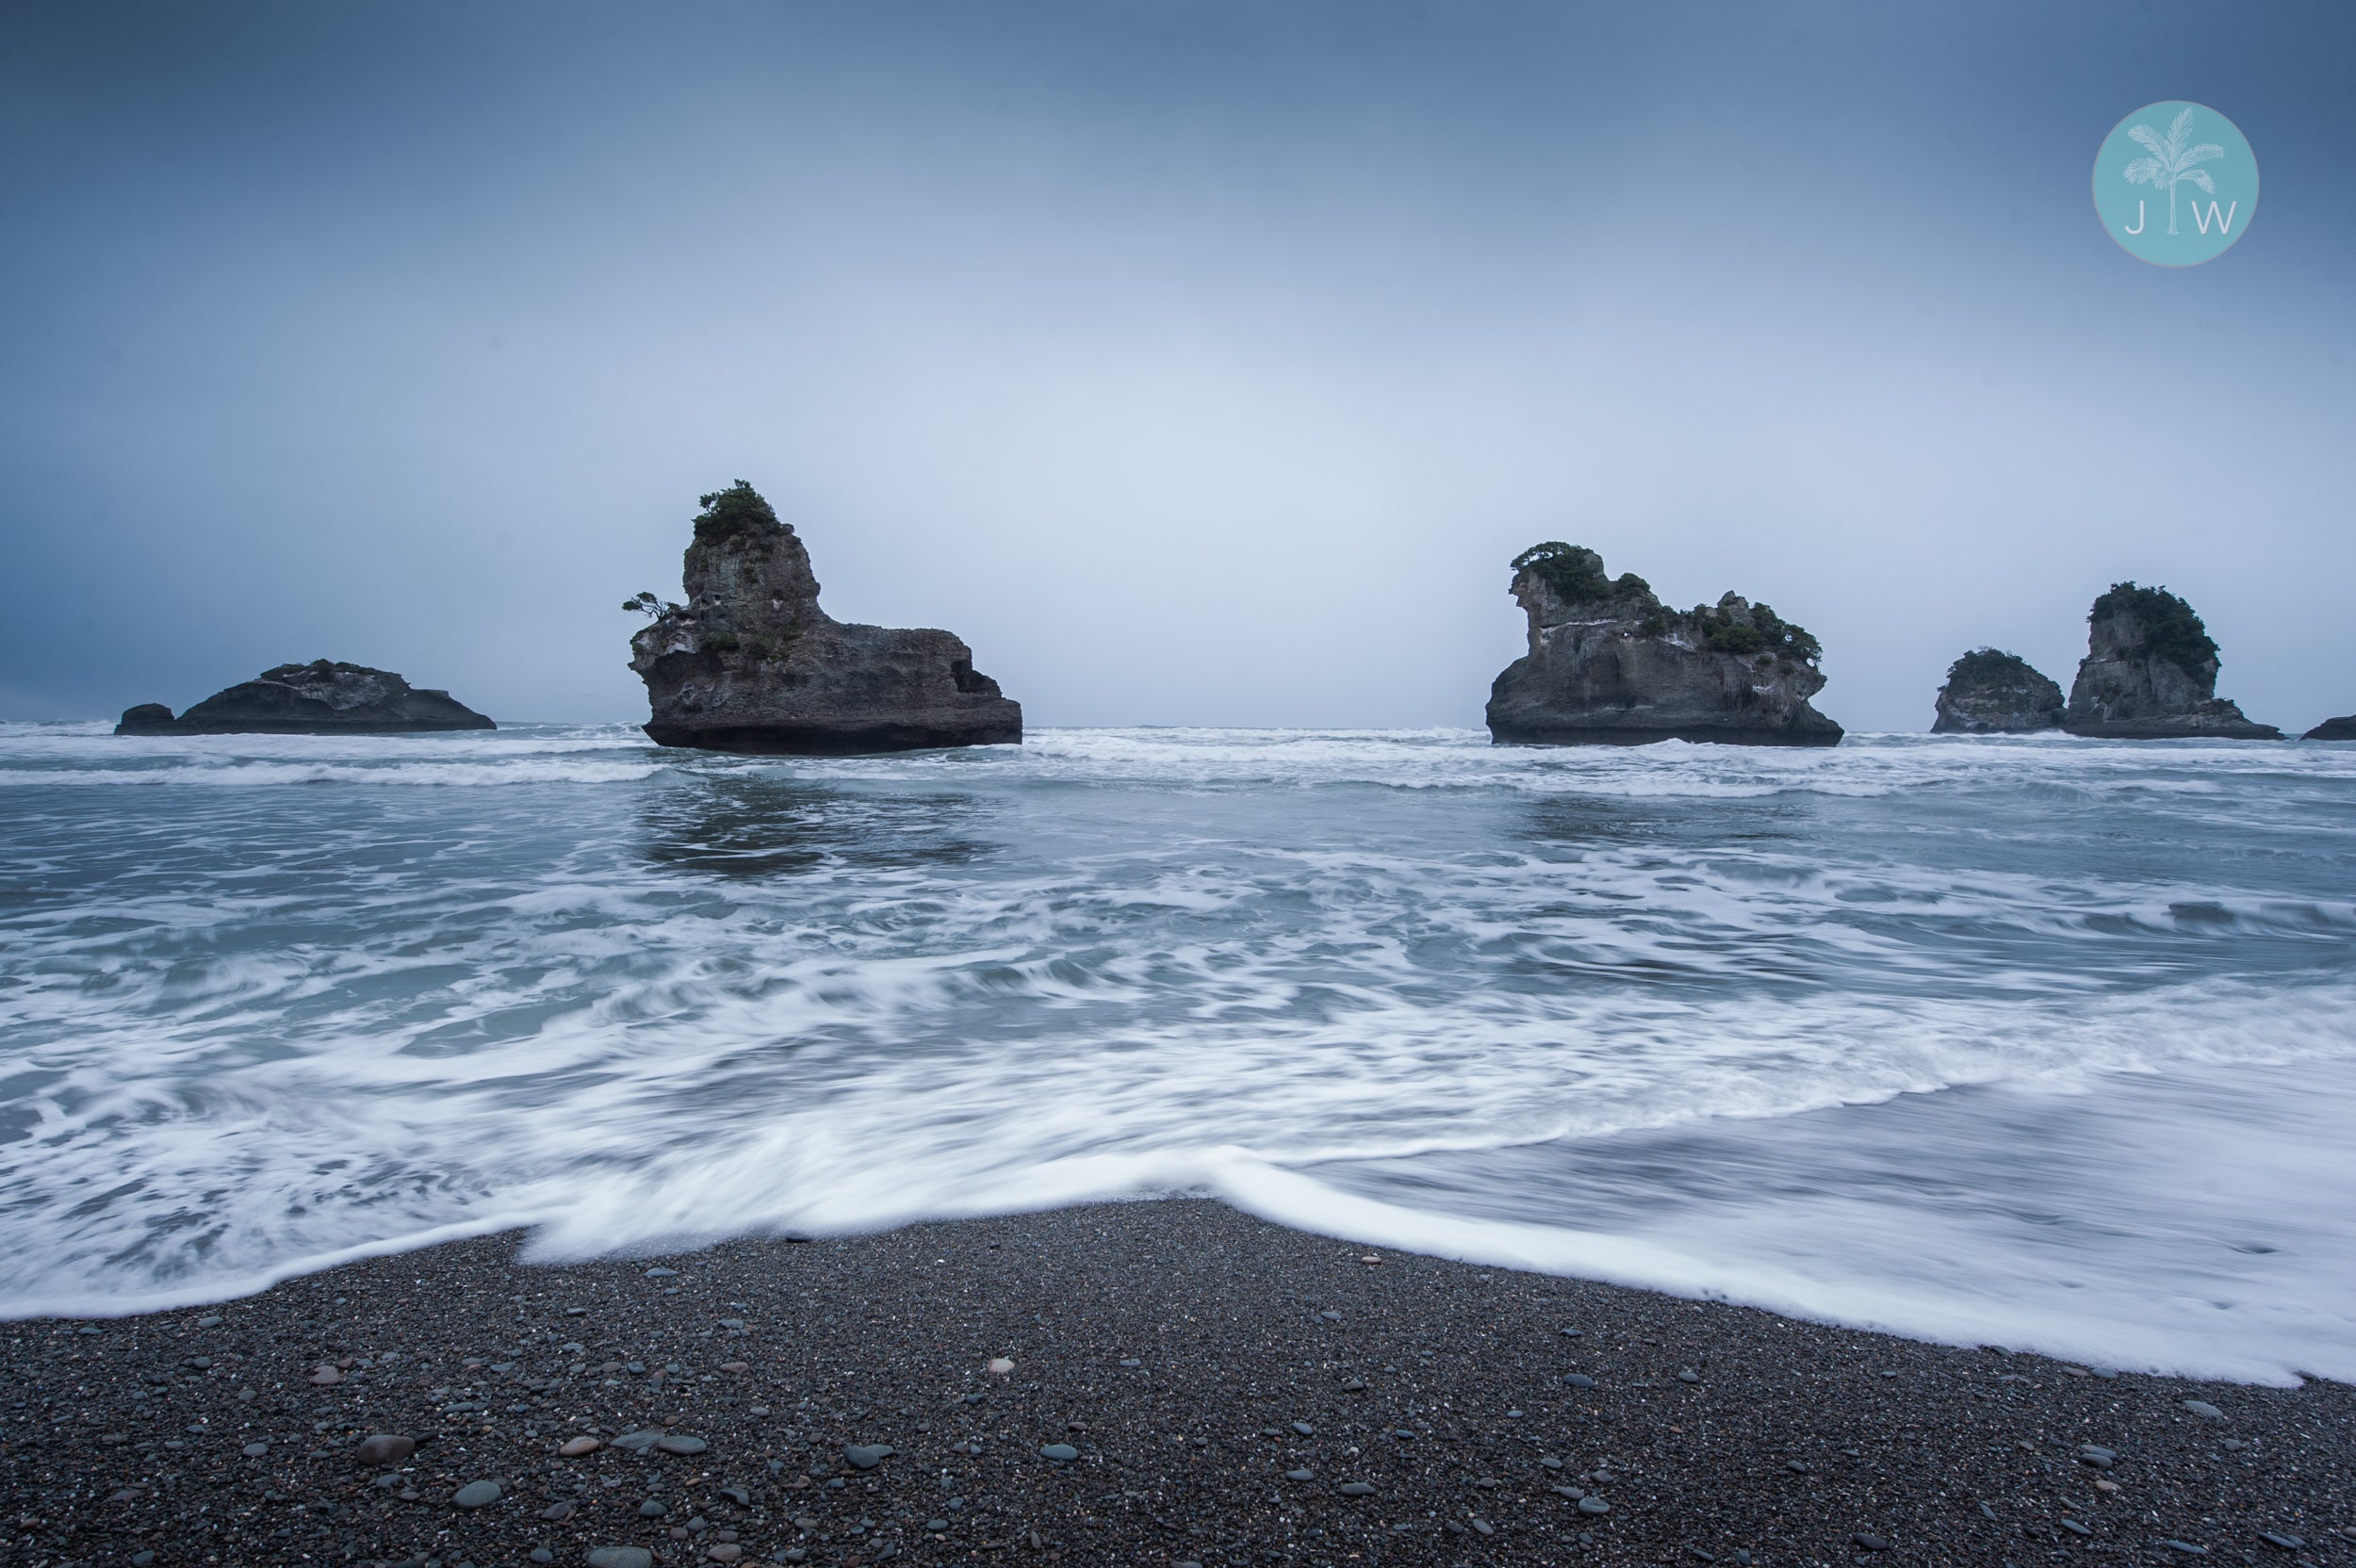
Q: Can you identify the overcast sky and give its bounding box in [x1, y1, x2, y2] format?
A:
[3, 1, 2350, 731]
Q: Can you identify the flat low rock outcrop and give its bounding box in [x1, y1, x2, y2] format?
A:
[116, 662, 494, 735]
[629, 481, 1021, 755]
[1485, 543, 1841, 746]
[2306, 714, 2356, 741]
[2062, 583, 2281, 739]
[1932, 648, 2065, 733]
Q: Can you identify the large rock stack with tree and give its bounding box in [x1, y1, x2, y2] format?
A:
[2061, 583, 2281, 739]
[1931, 649, 2066, 733]
[1484, 543, 1841, 746]
[628, 482, 1022, 755]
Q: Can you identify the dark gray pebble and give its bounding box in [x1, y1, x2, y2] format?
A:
[1337, 1481, 1374, 1496]
[586, 1551, 655, 1568]
[844, 1444, 893, 1469]
[1578, 1495, 1611, 1514]
[654, 1433, 707, 1455]
[1291, 1420, 1314, 1435]
[1562, 1373, 1596, 1388]
[356, 1432, 416, 1465]
[2183, 1399, 2224, 1419]
[1039, 1443, 1078, 1462]
[638, 1499, 667, 1517]
[2258, 1532, 2303, 1550]
[451, 1480, 501, 1509]
[1850, 1532, 1890, 1551]
[1284, 1468, 1313, 1481]
[2061, 1519, 2092, 1536]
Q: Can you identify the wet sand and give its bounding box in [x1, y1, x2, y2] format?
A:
[1, 1200, 2346, 1568]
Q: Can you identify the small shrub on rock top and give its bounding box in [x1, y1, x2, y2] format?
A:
[693, 481, 787, 548]
[1509, 543, 1657, 608]
[2089, 581, 2218, 678]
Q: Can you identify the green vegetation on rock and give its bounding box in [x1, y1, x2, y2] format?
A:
[264, 659, 373, 678]
[1505, 544, 1821, 666]
[1693, 595, 1822, 665]
[2088, 582, 2218, 678]
[1510, 543, 1657, 608]
[692, 481, 787, 548]
[1945, 647, 2037, 688]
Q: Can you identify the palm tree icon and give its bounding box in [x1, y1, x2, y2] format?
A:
[2122, 106, 2224, 236]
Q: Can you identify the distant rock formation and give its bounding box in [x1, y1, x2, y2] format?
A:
[116, 662, 495, 735]
[1931, 649, 2065, 733]
[2305, 714, 2356, 741]
[2062, 583, 2282, 739]
[629, 481, 1022, 755]
[1484, 543, 1842, 746]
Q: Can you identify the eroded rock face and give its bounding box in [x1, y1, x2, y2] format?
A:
[115, 662, 494, 735]
[1484, 544, 1841, 746]
[629, 482, 1021, 755]
[1931, 649, 2065, 733]
[2305, 714, 2356, 741]
[2062, 583, 2282, 739]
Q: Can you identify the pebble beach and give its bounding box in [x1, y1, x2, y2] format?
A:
[2, 1200, 2346, 1568]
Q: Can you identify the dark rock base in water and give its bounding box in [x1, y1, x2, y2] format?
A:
[2304, 714, 2356, 741]
[2064, 717, 2284, 741]
[1490, 723, 1843, 748]
[643, 715, 1023, 755]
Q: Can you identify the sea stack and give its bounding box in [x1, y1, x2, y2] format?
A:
[1484, 543, 1841, 746]
[2305, 714, 2356, 741]
[115, 662, 495, 735]
[629, 481, 1022, 755]
[2061, 583, 2282, 739]
[1931, 649, 2065, 733]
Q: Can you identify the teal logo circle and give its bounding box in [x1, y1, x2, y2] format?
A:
[2093, 102, 2258, 266]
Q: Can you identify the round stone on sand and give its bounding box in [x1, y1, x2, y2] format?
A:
[355, 1434, 416, 1466]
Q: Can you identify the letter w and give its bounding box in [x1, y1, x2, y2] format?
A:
[2191, 200, 2238, 236]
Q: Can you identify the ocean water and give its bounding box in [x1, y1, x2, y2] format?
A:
[2, 722, 2352, 1383]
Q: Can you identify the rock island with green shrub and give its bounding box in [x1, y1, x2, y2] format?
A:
[115, 661, 494, 735]
[1931, 648, 2066, 733]
[2062, 583, 2281, 740]
[628, 482, 1021, 755]
[1484, 543, 1842, 746]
